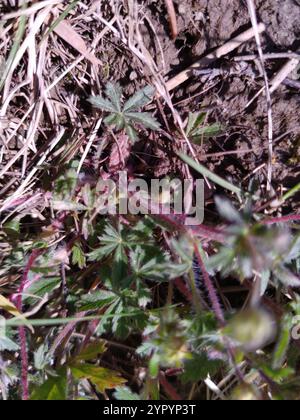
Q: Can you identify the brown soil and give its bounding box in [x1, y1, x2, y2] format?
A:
[2, 0, 300, 209]
[126, 0, 300, 195]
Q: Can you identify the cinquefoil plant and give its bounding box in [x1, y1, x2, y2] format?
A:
[88, 83, 160, 142]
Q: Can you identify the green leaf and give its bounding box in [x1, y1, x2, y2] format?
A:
[80, 290, 117, 311]
[34, 344, 50, 370]
[125, 124, 138, 142]
[105, 113, 125, 130]
[149, 354, 160, 378]
[88, 224, 125, 261]
[125, 112, 161, 130]
[88, 243, 118, 261]
[273, 315, 292, 370]
[31, 369, 67, 401]
[75, 341, 107, 362]
[186, 112, 206, 136]
[282, 182, 300, 203]
[72, 243, 86, 269]
[23, 277, 61, 304]
[105, 82, 122, 112]
[181, 353, 223, 383]
[3, 219, 20, 236]
[114, 386, 141, 400]
[261, 365, 294, 383]
[0, 336, 19, 352]
[88, 95, 116, 113]
[123, 85, 155, 112]
[192, 123, 222, 138]
[260, 270, 271, 296]
[112, 245, 128, 287]
[275, 266, 300, 288]
[103, 113, 120, 126]
[215, 196, 243, 224]
[70, 364, 126, 393]
[178, 152, 242, 195]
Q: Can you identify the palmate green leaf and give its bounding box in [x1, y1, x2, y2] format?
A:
[186, 112, 206, 136]
[192, 123, 222, 139]
[104, 113, 126, 130]
[274, 266, 300, 288]
[88, 95, 116, 113]
[88, 243, 118, 261]
[34, 344, 51, 370]
[136, 279, 152, 308]
[125, 124, 138, 142]
[31, 369, 67, 401]
[130, 247, 189, 282]
[0, 336, 19, 352]
[88, 224, 126, 261]
[79, 290, 117, 311]
[138, 260, 189, 281]
[181, 353, 223, 383]
[72, 243, 86, 269]
[23, 277, 61, 304]
[105, 82, 123, 112]
[215, 196, 243, 224]
[74, 341, 107, 362]
[285, 235, 300, 262]
[112, 244, 128, 287]
[109, 300, 148, 339]
[123, 85, 155, 112]
[114, 386, 141, 400]
[70, 364, 126, 394]
[125, 112, 161, 131]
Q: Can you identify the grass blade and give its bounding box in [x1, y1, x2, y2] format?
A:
[0, 15, 27, 91]
[178, 152, 243, 195]
[43, 0, 80, 38]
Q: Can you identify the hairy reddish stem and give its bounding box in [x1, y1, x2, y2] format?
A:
[17, 250, 40, 401]
[263, 214, 300, 225]
[159, 372, 182, 400]
[193, 243, 225, 327]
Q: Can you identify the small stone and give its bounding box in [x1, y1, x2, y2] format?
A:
[129, 71, 138, 81]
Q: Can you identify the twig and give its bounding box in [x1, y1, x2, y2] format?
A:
[246, 0, 273, 192]
[269, 58, 299, 93]
[283, 78, 300, 90]
[262, 214, 300, 225]
[235, 52, 300, 61]
[164, 0, 178, 39]
[1, 0, 62, 20]
[77, 118, 102, 175]
[166, 23, 265, 92]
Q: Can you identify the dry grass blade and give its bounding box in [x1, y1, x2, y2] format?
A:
[166, 23, 265, 92]
[0, 0, 299, 402]
[0, 14, 27, 92]
[53, 20, 102, 66]
[269, 58, 300, 93]
[1, 0, 61, 20]
[164, 0, 178, 39]
[0, 129, 65, 212]
[246, 0, 273, 192]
